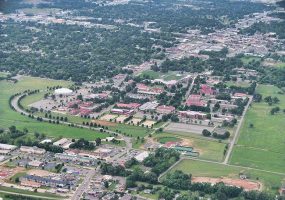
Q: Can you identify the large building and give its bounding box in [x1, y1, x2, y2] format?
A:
[54, 88, 73, 96]
[156, 105, 176, 114]
[0, 143, 17, 155]
[186, 95, 206, 107]
[20, 146, 46, 155]
[178, 111, 207, 120]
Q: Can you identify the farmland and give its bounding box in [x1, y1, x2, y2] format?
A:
[166, 159, 285, 193]
[230, 85, 285, 173]
[0, 77, 109, 140]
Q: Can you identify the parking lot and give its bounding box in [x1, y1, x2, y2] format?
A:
[165, 122, 215, 135]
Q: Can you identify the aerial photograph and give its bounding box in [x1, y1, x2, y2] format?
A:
[0, 0, 284, 199]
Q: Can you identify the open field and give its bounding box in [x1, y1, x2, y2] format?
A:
[230, 85, 285, 173]
[0, 186, 62, 199]
[0, 77, 109, 140]
[111, 123, 151, 138]
[0, 72, 9, 78]
[166, 159, 285, 193]
[156, 136, 181, 144]
[139, 70, 186, 81]
[165, 122, 215, 135]
[154, 133, 226, 162]
[226, 81, 251, 87]
[241, 56, 262, 65]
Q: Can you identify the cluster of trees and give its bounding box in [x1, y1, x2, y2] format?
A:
[229, 82, 257, 95]
[100, 163, 129, 177]
[264, 96, 280, 106]
[230, 98, 249, 116]
[69, 138, 95, 150]
[161, 170, 281, 200]
[0, 126, 27, 144]
[159, 57, 206, 73]
[143, 148, 180, 175]
[202, 129, 230, 140]
[126, 167, 158, 188]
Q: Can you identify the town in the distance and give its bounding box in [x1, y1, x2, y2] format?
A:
[0, 0, 285, 200]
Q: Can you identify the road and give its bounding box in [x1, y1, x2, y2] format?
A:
[71, 168, 97, 200]
[11, 94, 133, 150]
[185, 75, 197, 101]
[223, 96, 253, 164]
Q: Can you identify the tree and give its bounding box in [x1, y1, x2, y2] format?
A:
[95, 138, 101, 146]
[202, 129, 211, 137]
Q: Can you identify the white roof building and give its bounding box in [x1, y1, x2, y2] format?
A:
[0, 143, 17, 150]
[135, 151, 149, 162]
[54, 88, 73, 96]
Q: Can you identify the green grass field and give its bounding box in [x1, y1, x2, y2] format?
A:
[167, 159, 285, 194]
[154, 133, 226, 162]
[0, 186, 62, 199]
[139, 70, 186, 81]
[241, 56, 262, 65]
[226, 81, 251, 87]
[157, 136, 181, 144]
[275, 62, 285, 68]
[0, 77, 109, 140]
[230, 85, 285, 173]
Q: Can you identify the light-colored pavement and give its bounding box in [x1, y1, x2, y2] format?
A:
[223, 96, 253, 164]
[185, 75, 197, 101]
[71, 168, 97, 200]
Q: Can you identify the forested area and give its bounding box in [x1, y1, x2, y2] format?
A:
[0, 0, 271, 82]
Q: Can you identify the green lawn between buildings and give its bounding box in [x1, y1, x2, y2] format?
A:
[166, 159, 285, 194]
[0, 76, 109, 140]
[20, 90, 152, 139]
[230, 85, 285, 174]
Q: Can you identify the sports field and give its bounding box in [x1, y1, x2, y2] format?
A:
[139, 70, 186, 81]
[166, 159, 285, 193]
[230, 85, 285, 173]
[0, 77, 109, 140]
[154, 133, 226, 162]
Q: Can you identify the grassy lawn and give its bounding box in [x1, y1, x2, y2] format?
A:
[9, 172, 27, 183]
[275, 62, 285, 68]
[230, 85, 285, 173]
[0, 77, 109, 140]
[0, 72, 9, 78]
[241, 56, 262, 65]
[226, 81, 251, 87]
[0, 186, 62, 199]
[110, 123, 151, 138]
[156, 136, 181, 144]
[166, 159, 285, 194]
[139, 70, 185, 81]
[154, 133, 226, 162]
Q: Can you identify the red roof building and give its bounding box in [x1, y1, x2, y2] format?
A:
[80, 102, 93, 108]
[200, 84, 215, 96]
[186, 95, 206, 107]
[69, 109, 80, 115]
[136, 83, 149, 91]
[156, 105, 176, 114]
[80, 108, 93, 116]
[116, 103, 141, 109]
